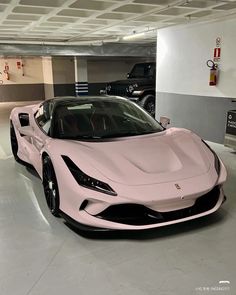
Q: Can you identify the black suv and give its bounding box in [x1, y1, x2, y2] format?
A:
[102, 62, 156, 117]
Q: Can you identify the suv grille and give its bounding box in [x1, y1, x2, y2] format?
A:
[108, 85, 128, 97]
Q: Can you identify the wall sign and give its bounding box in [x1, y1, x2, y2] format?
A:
[212, 37, 222, 63]
[213, 47, 221, 62]
[226, 110, 236, 136]
[216, 37, 221, 48]
[17, 61, 22, 69]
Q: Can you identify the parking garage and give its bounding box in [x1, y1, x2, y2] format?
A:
[0, 1, 236, 294]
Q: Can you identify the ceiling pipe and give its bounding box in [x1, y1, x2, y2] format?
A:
[0, 37, 120, 46]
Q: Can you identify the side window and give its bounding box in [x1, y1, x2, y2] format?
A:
[35, 101, 53, 134]
[19, 113, 29, 126]
[149, 64, 156, 78]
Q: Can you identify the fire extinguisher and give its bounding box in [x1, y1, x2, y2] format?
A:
[4, 62, 10, 80]
[207, 59, 218, 86]
[3, 70, 9, 80]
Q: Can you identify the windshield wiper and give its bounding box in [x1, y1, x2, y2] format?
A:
[59, 134, 101, 140]
[139, 130, 160, 135]
[101, 130, 160, 139]
[59, 130, 160, 140]
[100, 131, 143, 139]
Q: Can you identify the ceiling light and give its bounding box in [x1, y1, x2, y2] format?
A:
[122, 32, 145, 41]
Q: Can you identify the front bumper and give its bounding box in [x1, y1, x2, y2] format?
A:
[61, 185, 225, 231]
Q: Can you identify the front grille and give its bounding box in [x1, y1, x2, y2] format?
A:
[95, 186, 221, 226]
[108, 86, 128, 97]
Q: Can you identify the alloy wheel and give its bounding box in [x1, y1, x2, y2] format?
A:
[145, 101, 155, 117]
[43, 156, 60, 216]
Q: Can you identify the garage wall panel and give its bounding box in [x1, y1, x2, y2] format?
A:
[0, 84, 45, 102]
[156, 92, 236, 143]
[0, 58, 44, 85]
[157, 17, 236, 97]
[0, 57, 44, 102]
[156, 17, 236, 143]
[52, 57, 75, 97]
[88, 60, 136, 83]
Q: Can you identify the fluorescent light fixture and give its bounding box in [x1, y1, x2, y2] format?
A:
[122, 32, 145, 41]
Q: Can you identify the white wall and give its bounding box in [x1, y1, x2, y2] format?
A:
[156, 17, 236, 98]
[0, 57, 43, 84]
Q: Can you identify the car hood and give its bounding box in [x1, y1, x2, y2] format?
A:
[109, 78, 154, 86]
[61, 128, 213, 186]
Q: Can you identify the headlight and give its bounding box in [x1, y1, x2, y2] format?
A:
[127, 84, 139, 93]
[106, 85, 111, 92]
[127, 85, 134, 93]
[62, 156, 117, 196]
[202, 140, 221, 175]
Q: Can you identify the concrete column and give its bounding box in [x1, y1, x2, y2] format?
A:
[52, 57, 75, 97]
[74, 57, 88, 96]
[42, 56, 54, 99]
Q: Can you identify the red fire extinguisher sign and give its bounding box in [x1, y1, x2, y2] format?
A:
[213, 48, 221, 62]
[17, 61, 21, 69]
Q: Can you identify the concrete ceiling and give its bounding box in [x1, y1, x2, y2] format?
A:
[0, 0, 236, 44]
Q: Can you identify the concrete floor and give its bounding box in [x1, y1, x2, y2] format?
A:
[0, 102, 235, 295]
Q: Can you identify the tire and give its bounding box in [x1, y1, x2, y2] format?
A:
[139, 94, 156, 117]
[42, 155, 60, 217]
[10, 120, 21, 162]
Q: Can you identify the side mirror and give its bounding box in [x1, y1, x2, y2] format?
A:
[160, 116, 170, 129]
[18, 126, 34, 137]
[127, 73, 130, 78]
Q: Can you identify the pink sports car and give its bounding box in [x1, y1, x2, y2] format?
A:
[10, 96, 227, 231]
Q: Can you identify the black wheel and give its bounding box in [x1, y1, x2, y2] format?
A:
[42, 155, 60, 217]
[139, 95, 156, 117]
[10, 120, 20, 162]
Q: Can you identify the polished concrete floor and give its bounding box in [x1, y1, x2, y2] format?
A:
[0, 102, 235, 295]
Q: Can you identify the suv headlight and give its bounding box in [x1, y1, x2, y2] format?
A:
[127, 83, 139, 93]
[62, 156, 117, 196]
[127, 85, 134, 93]
[106, 85, 111, 92]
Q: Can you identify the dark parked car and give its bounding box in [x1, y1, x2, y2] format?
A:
[102, 62, 156, 117]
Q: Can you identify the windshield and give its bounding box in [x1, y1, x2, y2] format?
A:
[129, 63, 155, 79]
[52, 98, 163, 140]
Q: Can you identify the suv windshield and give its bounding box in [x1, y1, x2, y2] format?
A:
[129, 63, 155, 79]
[52, 98, 163, 140]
